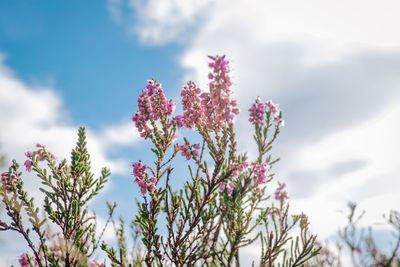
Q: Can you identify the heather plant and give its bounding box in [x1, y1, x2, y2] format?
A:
[0, 55, 320, 266]
[103, 55, 319, 266]
[0, 128, 110, 267]
[305, 203, 400, 267]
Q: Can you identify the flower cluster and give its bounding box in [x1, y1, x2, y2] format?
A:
[219, 181, 235, 194]
[1, 170, 19, 193]
[1, 172, 11, 192]
[249, 97, 266, 126]
[206, 55, 239, 131]
[178, 143, 200, 160]
[249, 98, 284, 127]
[180, 82, 203, 129]
[219, 162, 250, 195]
[132, 80, 176, 139]
[250, 163, 271, 191]
[171, 115, 185, 128]
[89, 260, 105, 267]
[131, 161, 156, 194]
[24, 144, 55, 172]
[19, 253, 39, 267]
[275, 183, 289, 201]
[266, 100, 284, 126]
[180, 56, 239, 132]
[230, 161, 250, 178]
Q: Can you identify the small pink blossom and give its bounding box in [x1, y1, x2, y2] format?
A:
[89, 260, 105, 267]
[149, 184, 157, 193]
[227, 183, 235, 194]
[251, 162, 271, 191]
[266, 100, 280, 115]
[178, 143, 201, 160]
[275, 183, 289, 201]
[141, 186, 147, 195]
[273, 116, 285, 127]
[131, 161, 150, 194]
[249, 97, 266, 126]
[171, 115, 185, 128]
[150, 177, 157, 183]
[1, 172, 16, 193]
[219, 182, 226, 192]
[179, 144, 192, 160]
[24, 160, 32, 172]
[19, 253, 39, 267]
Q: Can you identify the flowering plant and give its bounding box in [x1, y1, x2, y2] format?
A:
[305, 203, 400, 267]
[0, 55, 320, 266]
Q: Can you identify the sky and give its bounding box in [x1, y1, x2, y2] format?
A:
[1, 0, 400, 265]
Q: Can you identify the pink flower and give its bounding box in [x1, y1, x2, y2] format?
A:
[19, 253, 39, 267]
[251, 163, 271, 190]
[181, 82, 203, 129]
[219, 182, 226, 192]
[171, 115, 185, 128]
[89, 260, 105, 267]
[25, 151, 33, 158]
[149, 184, 157, 193]
[131, 161, 150, 194]
[132, 79, 177, 139]
[179, 143, 201, 160]
[36, 149, 46, 161]
[150, 177, 157, 183]
[249, 98, 284, 127]
[266, 100, 280, 115]
[206, 55, 238, 131]
[249, 97, 266, 126]
[1, 172, 17, 193]
[1, 172, 8, 189]
[132, 162, 147, 179]
[275, 183, 289, 201]
[180, 55, 239, 132]
[140, 187, 146, 194]
[227, 183, 235, 194]
[24, 160, 32, 172]
[179, 144, 192, 160]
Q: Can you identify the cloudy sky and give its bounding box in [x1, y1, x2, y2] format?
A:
[1, 0, 400, 265]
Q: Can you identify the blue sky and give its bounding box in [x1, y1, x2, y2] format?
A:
[1, 0, 400, 265]
[0, 0, 184, 128]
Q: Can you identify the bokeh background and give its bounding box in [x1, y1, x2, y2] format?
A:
[1, 0, 400, 265]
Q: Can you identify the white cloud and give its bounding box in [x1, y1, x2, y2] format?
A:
[100, 121, 139, 149]
[109, 0, 216, 44]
